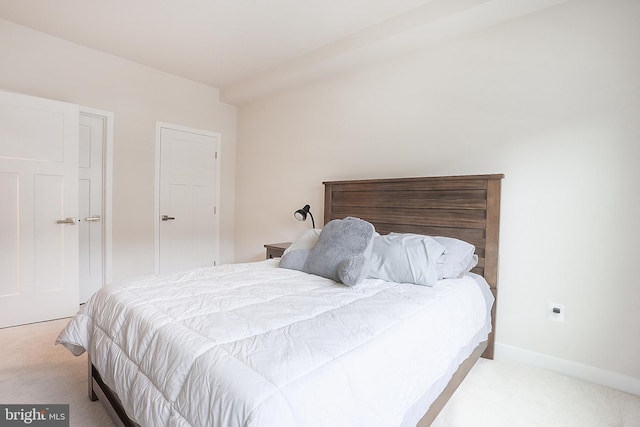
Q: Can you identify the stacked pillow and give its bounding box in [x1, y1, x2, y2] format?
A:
[282, 228, 322, 255]
[367, 233, 445, 286]
[280, 217, 375, 286]
[432, 236, 478, 279]
[280, 221, 478, 286]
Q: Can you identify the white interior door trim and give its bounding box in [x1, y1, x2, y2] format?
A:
[154, 121, 221, 274]
[79, 106, 114, 284]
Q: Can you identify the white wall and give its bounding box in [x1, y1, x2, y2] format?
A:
[0, 19, 237, 280]
[235, 0, 640, 389]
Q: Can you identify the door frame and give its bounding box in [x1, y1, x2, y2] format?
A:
[154, 121, 221, 274]
[79, 106, 114, 285]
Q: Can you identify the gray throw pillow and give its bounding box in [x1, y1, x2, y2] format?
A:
[280, 217, 375, 286]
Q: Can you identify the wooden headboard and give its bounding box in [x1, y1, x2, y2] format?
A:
[323, 174, 503, 359]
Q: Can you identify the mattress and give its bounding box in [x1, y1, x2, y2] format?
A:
[56, 259, 493, 427]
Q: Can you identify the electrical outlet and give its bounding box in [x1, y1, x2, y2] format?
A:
[548, 303, 565, 322]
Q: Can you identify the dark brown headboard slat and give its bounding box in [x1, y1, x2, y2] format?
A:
[323, 174, 503, 359]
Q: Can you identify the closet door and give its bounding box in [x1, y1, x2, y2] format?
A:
[156, 124, 220, 274]
[0, 90, 79, 328]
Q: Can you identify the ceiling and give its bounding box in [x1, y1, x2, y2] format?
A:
[0, 0, 567, 104]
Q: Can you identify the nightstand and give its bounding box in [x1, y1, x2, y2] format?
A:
[264, 242, 291, 259]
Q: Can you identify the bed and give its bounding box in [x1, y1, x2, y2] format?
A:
[57, 173, 503, 427]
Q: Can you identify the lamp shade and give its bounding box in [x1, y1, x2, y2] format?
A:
[294, 204, 315, 228]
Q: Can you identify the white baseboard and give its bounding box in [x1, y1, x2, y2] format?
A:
[494, 342, 640, 397]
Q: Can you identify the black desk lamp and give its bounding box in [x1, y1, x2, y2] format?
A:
[294, 204, 315, 228]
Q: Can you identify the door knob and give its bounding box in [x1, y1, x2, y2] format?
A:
[161, 215, 175, 221]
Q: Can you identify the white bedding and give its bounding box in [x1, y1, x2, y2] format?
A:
[57, 260, 493, 427]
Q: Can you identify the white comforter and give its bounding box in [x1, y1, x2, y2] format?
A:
[57, 260, 492, 427]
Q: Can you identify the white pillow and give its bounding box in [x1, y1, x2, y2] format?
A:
[283, 228, 322, 256]
[464, 254, 479, 275]
[433, 236, 476, 279]
[368, 233, 446, 286]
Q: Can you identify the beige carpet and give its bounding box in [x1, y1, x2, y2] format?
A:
[1, 318, 639, 427]
[432, 357, 640, 427]
[0, 318, 114, 427]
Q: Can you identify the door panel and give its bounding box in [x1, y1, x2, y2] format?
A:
[34, 174, 66, 292]
[0, 103, 65, 162]
[158, 126, 218, 274]
[0, 90, 79, 328]
[166, 183, 189, 271]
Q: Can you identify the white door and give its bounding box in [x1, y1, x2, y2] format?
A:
[157, 124, 220, 274]
[0, 90, 79, 328]
[78, 113, 104, 303]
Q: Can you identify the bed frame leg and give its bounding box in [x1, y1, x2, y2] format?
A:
[85, 355, 141, 427]
[88, 354, 97, 401]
